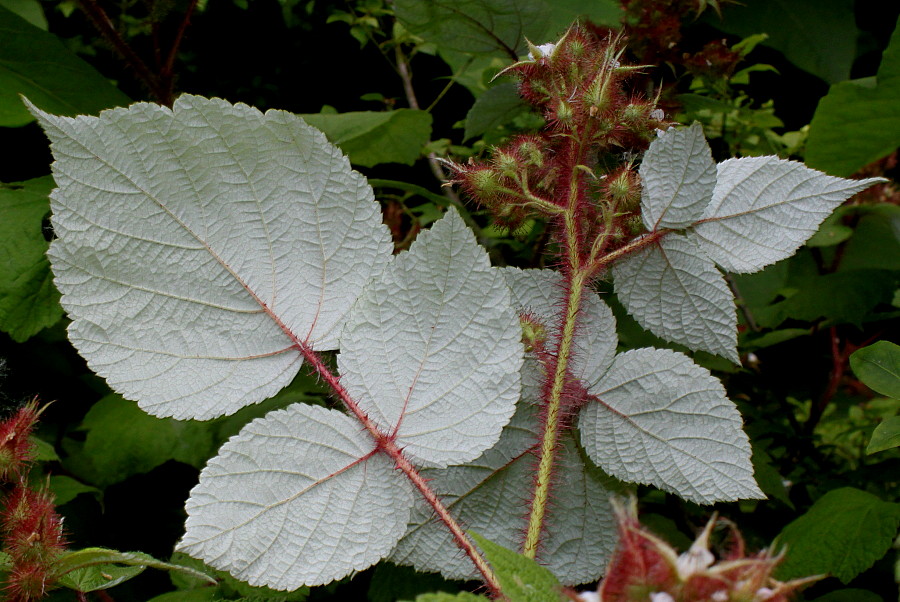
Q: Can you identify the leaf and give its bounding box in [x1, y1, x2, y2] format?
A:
[391, 404, 620, 585]
[48, 475, 101, 506]
[579, 348, 763, 504]
[300, 109, 432, 167]
[806, 15, 900, 176]
[639, 123, 716, 230]
[612, 234, 738, 362]
[369, 563, 463, 602]
[469, 533, 564, 602]
[29, 95, 392, 420]
[68, 394, 217, 487]
[407, 593, 489, 602]
[180, 403, 414, 590]
[809, 589, 885, 602]
[689, 157, 883, 273]
[765, 270, 898, 328]
[0, 6, 130, 126]
[395, 0, 618, 58]
[53, 547, 216, 592]
[714, 0, 857, 84]
[851, 341, 900, 399]
[339, 209, 523, 468]
[30, 434, 58, 461]
[167, 551, 310, 600]
[146, 590, 218, 602]
[464, 82, 528, 140]
[0, 0, 47, 29]
[774, 487, 900, 583]
[867, 416, 900, 454]
[0, 176, 63, 341]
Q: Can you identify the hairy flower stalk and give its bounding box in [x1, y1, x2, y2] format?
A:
[449, 25, 666, 560]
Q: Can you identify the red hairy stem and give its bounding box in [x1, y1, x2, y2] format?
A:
[294, 343, 504, 599]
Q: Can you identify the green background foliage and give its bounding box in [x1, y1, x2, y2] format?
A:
[0, 0, 898, 600]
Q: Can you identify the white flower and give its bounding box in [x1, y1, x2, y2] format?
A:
[530, 42, 557, 61]
[755, 587, 775, 600]
[575, 592, 601, 602]
[650, 108, 665, 120]
[712, 591, 729, 602]
[676, 544, 715, 579]
[649, 593, 675, 602]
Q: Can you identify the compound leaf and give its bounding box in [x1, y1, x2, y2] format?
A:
[180, 403, 414, 590]
[689, 157, 883, 273]
[29, 95, 392, 420]
[339, 209, 523, 468]
[612, 234, 738, 362]
[579, 348, 763, 504]
[774, 487, 900, 584]
[640, 123, 716, 230]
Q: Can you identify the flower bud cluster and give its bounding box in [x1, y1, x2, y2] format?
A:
[598, 498, 820, 602]
[448, 25, 665, 256]
[0, 402, 67, 601]
[498, 26, 666, 147]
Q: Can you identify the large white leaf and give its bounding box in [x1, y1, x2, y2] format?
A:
[640, 122, 716, 230]
[391, 403, 620, 585]
[690, 157, 883, 273]
[180, 403, 414, 590]
[29, 95, 392, 419]
[579, 348, 763, 504]
[612, 234, 738, 362]
[500, 267, 617, 387]
[338, 209, 523, 468]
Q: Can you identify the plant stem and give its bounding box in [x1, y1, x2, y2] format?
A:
[523, 209, 587, 558]
[76, 0, 168, 103]
[295, 343, 504, 598]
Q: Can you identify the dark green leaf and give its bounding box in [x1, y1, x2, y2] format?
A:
[301, 109, 432, 166]
[66, 395, 217, 487]
[867, 415, 900, 454]
[775, 487, 900, 583]
[469, 532, 564, 602]
[838, 207, 900, 271]
[49, 475, 101, 506]
[851, 341, 900, 399]
[369, 563, 463, 602]
[751, 446, 793, 507]
[764, 270, 898, 327]
[715, 0, 857, 83]
[395, 0, 617, 58]
[464, 82, 527, 140]
[0, 176, 63, 341]
[407, 593, 488, 602]
[0, 0, 46, 29]
[810, 589, 884, 602]
[146, 590, 218, 602]
[0, 6, 130, 126]
[168, 552, 309, 600]
[806, 14, 900, 175]
[30, 434, 59, 461]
